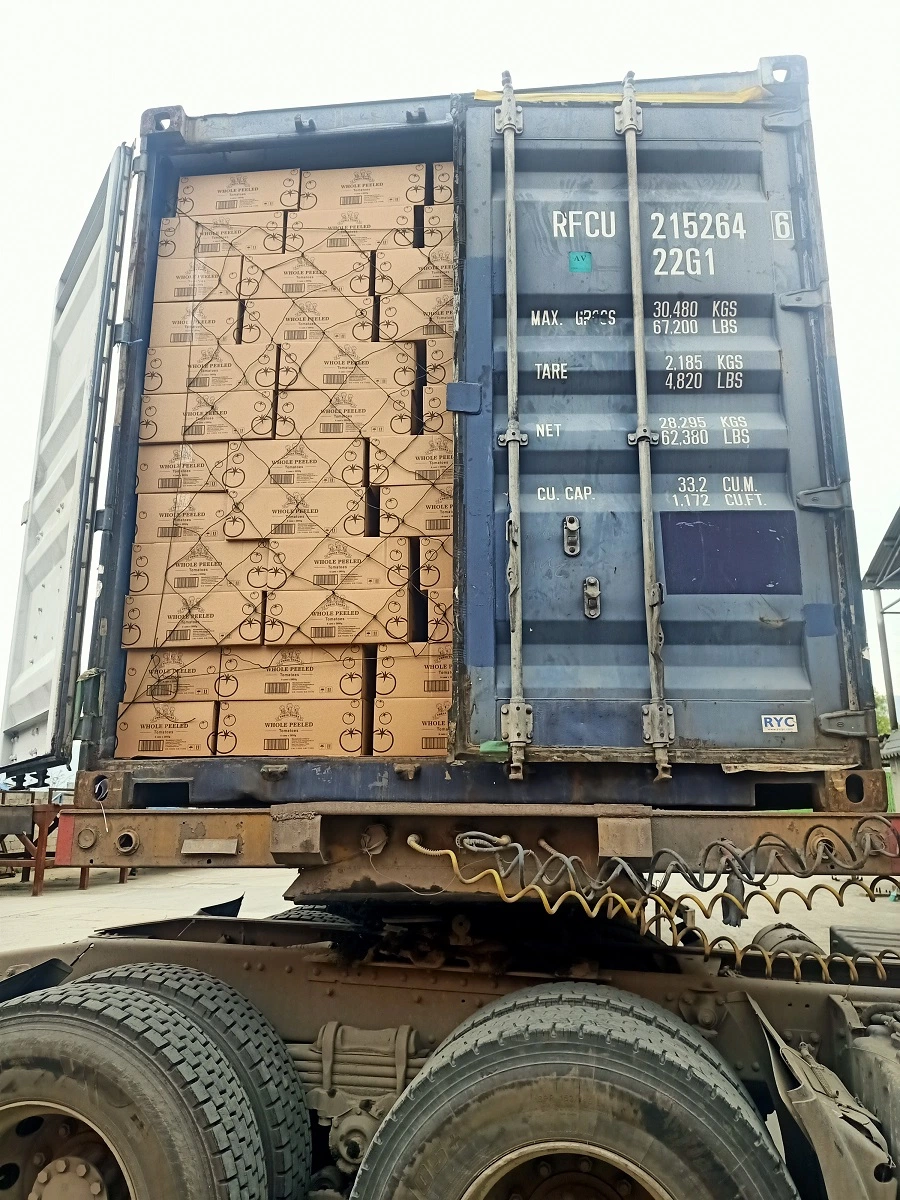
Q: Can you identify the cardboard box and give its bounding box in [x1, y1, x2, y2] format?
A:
[129, 539, 269, 596]
[134, 493, 231, 544]
[428, 589, 454, 642]
[378, 483, 454, 537]
[120, 589, 264, 649]
[285, 206, 416, 254]
[158, 213, 285, 259]
[419, 536, 453, 589]
[216, 646, 365, 700]
[274, 388, 415, 438]
[123, 649, 222, 703]
[140, 392, 275, 443]
[372, 696, 450, 756]
[267, 536, 410, 591]
[224, 485, 369, 541]
[423, 339, 453, 385]
[376, 642, 452, 697]
[177, 170, 300, 217]
[421, 383, 452, 433]
[369, 433, 454, 487]
[432, 163, 454, 205]
[215, 698, 366, 756]
[115, 702, 216, 757]
[153, 252, 243, 302]
[378, 292, 453, 341]
[135, 441, 230, 493]
[300, 165, 426, 210]
[241, 297, 375, 346]
[240, 251, 372, 301]
[149, 299, 242, 347]
[277, 340, 417, 393]
[264, 588, 410, 646]
[374, 246, 453, 296]
[423, 204, 454, 243]
[143, 342, 284, 396]
[222, 437, 365, 492]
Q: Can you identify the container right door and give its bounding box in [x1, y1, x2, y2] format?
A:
[460, 60, 873, 765]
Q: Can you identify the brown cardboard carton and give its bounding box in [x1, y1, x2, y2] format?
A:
[140, 392, 275, 443]
[129, 539, 269, 596]
[423, 339, 453, 385]
[215, 698, 365, 756]
[222, 437, 365, 492]
[264, 588, 410, 646]
[374, 246, 453, 296]
[134, 493, 231, 544]
[428, 589, 454, 642]
[120, 589, 264, 649]
[423, 204, 454, 243]
[378, 483, 454, 537]
[372, 696, 450, 756]
[123, 649, 222, 703]
[149, 299, 242, 347]
[376, 642, 452, 697]
[240, 251, 372, 301]
[285, 206, 416, 254]
[369, 433, 454, 487]
[419, 536, 453, 589]
[267, 536, 410, 591]
[421, 383, 450, 432]
[224, 486, 368, 541]
[158, 213, 285, 259]
[378, 292, 453, 341]
[216, 645, 365, 701]
[177, 170, 300, 217]
[431, 163, 454, 205]
[300, 165, 426, 210]
[135, 441, 230, 493]
[153, 252, 243, 302]
[143, 342, 283, 396]
[277, 340, 416, 393]
[274, 387, 415, 439]
[115, 702, 216, 757]
[241, 297, 375, 346]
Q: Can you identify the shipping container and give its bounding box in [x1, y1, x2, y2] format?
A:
[0, 55, 882, 816]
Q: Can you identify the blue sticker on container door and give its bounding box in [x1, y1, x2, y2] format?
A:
[568, 251, 592, 273]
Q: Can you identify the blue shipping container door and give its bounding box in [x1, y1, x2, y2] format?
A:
[460, 68, 870, 762]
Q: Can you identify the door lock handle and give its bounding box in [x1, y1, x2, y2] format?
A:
[583, 576, 601, 619]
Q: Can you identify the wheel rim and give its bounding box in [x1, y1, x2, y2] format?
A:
[0, 1102, 135, 1199]
[461, 1144, 677, 1200]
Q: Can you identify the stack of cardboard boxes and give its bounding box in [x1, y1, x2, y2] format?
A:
[117, 164, 455, 759]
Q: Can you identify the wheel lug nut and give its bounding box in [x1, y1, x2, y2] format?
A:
[616, 1181, 633, 1197]
[56, 1158, 68, 1172]
[58, 1124, 71, 1139]
[538, 1161, 552, 1179]
[579, 1158, 592, 1173]
[37, 1170, 49, 1183]
[90, 1185, 103, 1196]
[76, 1163, 88, 1177]
[32, 1153, 46, 1167]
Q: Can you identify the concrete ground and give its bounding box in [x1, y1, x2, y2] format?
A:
[0, 862, 897, 955]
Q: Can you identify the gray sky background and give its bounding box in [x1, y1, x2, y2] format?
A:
[1, 0, 898, 739]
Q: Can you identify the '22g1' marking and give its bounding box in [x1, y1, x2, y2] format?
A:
[650, 211, 746, 278]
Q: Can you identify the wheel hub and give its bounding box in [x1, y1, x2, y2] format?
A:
[0, 1111, 126, 1200]
[29, 1154, 107, 1198]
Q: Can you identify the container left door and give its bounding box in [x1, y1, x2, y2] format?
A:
[0, 145, 132, 778]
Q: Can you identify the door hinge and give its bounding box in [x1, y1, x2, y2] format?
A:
[817, 709, 871, 738]
[642, 702, 675, 745]
[93, 509, 113, 533]
[780, 285, 828, 311]
[796, 482, 851, 511]
[114, 320, 134, 345]
[500, 702, 533, 746]
[446, 382, 482, 414]
[131, 154, 148, 175]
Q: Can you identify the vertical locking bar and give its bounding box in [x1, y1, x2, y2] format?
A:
[616, 72, 674, 780]
[495, 72, 532, 780]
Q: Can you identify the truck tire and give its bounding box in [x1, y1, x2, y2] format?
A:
[0, 982, 266, 1200]
[353, 1001, 798, 1200]
[81, 962, 311, 1200]
[269, 904, 356, 928]
[436, 980, 745, 1088]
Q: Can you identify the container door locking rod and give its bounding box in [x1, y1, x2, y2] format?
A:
[616, 72, 674, 781]
[496, 72, 532, 780]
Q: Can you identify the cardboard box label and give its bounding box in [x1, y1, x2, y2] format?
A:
[216, 698, 365, 756]
[222, 438, 365, 492]
[372, 696, 450, 756]
[241, 297, 374, 345]
[277, 341, 416, 393]
[134, 493, 231, 543]
[123, 649, 222, 703]
[419, 536, 453, 589]
[121, 590, 264, 649]
[267, 536, 410, 591]
[240, 251, 372, 301]
[153, 253, 243, 303]
[140, 392, 275, 443]
[376, 642, 452, 697]
[374, 246, 453, 296]
[378, 292, 453, 341]
[135, 442, 230, 493]
[115, 701, 216, 757]
[275, 387, 415, 439]
[300, 165, 426, 210]
[129, 539, 269, 596]
[177, 170, 301, 217]
[158, 213, 285, 259]
[143, 343, 283, 396]
[369, 433, 454, 487]
[217, 646, 365, 701]
[285, 206, 416, 254]
[149, 299, 242, 347]
[264, 588, 409, 646]
[378, 483, 454, 537]
[224, 486, 369, 541]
